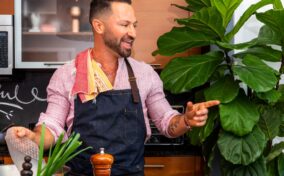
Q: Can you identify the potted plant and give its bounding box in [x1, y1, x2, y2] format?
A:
[153, 0, 284, 175]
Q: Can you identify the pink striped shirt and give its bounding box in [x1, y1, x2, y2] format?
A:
[37, 49, 179, 142]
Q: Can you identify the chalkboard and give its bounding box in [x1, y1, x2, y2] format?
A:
[0, 70, 54, 131]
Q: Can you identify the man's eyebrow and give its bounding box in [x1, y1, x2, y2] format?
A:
[120, 20, 138, 24]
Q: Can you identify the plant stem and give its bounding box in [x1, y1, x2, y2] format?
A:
[224, 50, 234, 75]
[276, 45, 284, 89]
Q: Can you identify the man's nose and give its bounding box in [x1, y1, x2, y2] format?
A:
[127, 25, 136, 39]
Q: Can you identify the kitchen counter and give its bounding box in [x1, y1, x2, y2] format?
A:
[0, 165, 20, 176]
[1, 143, 202, 158]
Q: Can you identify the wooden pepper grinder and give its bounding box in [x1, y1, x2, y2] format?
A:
[21, 155, 33, 176]
[90, 148, 114, 176]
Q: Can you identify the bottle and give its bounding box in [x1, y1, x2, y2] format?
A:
[90, 148, 114, 176]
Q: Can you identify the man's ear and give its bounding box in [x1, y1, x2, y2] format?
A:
[91, 19, 105, 34]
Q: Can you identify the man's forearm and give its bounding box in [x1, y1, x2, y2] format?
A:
[168, 115, 190, 137]
[33, 125, 55, 150]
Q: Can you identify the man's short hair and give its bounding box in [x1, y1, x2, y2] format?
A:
[89, 0, 132, 23]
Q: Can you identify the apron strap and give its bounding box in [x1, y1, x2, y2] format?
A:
[124, 58, 140, 103]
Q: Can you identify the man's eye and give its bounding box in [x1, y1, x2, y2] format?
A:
[121, 24, 128, 27]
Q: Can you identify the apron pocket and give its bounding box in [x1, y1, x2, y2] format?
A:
[123, 108, 138, 144]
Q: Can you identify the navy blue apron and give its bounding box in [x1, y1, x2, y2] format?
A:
[67, 58, 146, 176]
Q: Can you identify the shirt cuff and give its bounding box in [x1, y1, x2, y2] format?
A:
[36, 113, 68, 143]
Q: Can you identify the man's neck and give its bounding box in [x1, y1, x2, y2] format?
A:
[92, 46, 118, 70]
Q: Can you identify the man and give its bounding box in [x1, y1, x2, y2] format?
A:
[11, 0, 219, 175]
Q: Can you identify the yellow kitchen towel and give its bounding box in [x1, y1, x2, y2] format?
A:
[71, 49, 113, 102]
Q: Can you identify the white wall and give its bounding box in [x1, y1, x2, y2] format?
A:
[233, 0, 284, 84]
[233, 1, 273, 43]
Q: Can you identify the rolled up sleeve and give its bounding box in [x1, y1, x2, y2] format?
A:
[146, 70, 180, 138]
[36, 67, 71, 142]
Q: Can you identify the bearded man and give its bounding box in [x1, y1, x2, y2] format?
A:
[11, 0, 219, 175]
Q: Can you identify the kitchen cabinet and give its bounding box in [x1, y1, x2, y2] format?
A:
[0, 156, 13, 164]
[0, 0, 14, 14]
[15, 0, 197, 69]
[144, 156, 203, 176]
[14, 0, 93, 69]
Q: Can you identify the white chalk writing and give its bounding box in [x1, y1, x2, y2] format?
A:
[0, 84, 46, 120]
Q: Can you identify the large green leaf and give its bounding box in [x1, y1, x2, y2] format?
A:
[266, 159, 278, 176]
[280, 115, 284, 137]
[215, 40, 257, 50]
[155, 27, 215, 56]
[278, 85, 284, 103]
[219, 91, 259, 136]
[280, 117, 284, 137]
[185, 0, 211, 11]
[256, 9, 284, 41]
[221, 156, 267, 176]
[276, 102, 284, 137]
[278, 153, 284, 176]
[234, 46, 282, 62]
[256, 89, 282, 103]
[187, 108, 218, 145]
[257, 25, 282, 45]
[266, 141, 284, 162]
[176, 7, 225, 38]
[273, 0, 284, 9]
[218, 126, 266, 165]
[258, 105, 282, 140]
[204, 75, 239, 103]
[161, 51, 224, 94]
[216, 25, 282, 49]
[210, 64, 228, 81]
[233, 55, 278, 92]
[211, 0, 242, 28]
[225, 0, 274, 41]
[171, 4, 192, 12]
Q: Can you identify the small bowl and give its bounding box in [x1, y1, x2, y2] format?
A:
[54, 165, 71, 176]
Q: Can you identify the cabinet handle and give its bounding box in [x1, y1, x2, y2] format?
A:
[144, 164, 165, 168]
[43, 62, 66, 66]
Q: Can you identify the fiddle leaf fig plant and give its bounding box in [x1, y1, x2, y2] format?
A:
[154, 0, 284, 175]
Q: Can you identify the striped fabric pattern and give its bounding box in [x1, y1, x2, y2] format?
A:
[71, 50, 113, 103]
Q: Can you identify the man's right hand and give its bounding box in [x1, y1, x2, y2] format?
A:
[8, 125, 55, 149]
[10, 126, 36, 142]
[9, 125, 54, 149]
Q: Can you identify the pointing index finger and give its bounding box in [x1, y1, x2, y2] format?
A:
[203, 100, 220, 108]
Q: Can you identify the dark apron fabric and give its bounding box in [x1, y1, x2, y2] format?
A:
[66, 59, 146, 176]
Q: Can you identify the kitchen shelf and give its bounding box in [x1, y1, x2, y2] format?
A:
[23, 31, 92, 35]
[23, 31, 93, 41]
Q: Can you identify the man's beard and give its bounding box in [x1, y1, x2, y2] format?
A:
[103, 32, 134, 58]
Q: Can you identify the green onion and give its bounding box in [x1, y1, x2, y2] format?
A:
[37, 125, 92, 176]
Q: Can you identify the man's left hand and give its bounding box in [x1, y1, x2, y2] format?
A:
[184, 100, 220, 127]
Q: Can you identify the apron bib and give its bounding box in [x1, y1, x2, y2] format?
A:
[67, 59, 146, 176]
